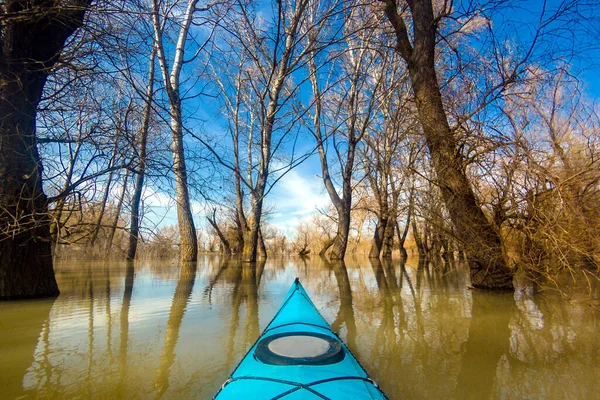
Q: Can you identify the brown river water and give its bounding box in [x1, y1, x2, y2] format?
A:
[0, 256, 598, 399]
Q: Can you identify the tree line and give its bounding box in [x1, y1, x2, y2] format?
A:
[0, 0, 598, 298]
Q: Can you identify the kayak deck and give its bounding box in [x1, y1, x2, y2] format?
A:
[214, 278, 387, 399]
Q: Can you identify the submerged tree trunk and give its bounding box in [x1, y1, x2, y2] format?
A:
[383, 0, 513, 290]
[127, 47, 155, 261]
[207, 209, 232, 256]
[308, 71, 355, 260]
[381, 213, 396, 259]
[412, 214, 425, 259]
[168, 101, 198, 262]
[106, 171, 129, 252]
[369, 217, 387, 259]
[153, 0, 198, 263]
[258, 228, 267, 258]
[329, 206, 351, 260]
[243, 195, 263, 262]
[0, 1, 90, 299]
[397, 213, 411, 259]
[319, 238, 334, 257]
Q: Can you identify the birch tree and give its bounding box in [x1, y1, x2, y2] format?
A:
[151, 0, 218, 262]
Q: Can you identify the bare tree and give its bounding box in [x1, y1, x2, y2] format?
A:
[201, 0, 342, 262]
[308, 6, 385, 260]
[127, 46, 157, 260]
[0, 0, 91, 298]
[151, 0, 216, 262]
[382, 0, 514, 289]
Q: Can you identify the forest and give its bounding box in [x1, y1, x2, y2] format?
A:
[1, 0, 599, 299]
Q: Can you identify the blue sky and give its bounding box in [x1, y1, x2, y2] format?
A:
[142, 0, 600, 240]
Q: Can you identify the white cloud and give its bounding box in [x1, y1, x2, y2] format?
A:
[267, 168, 331, 235]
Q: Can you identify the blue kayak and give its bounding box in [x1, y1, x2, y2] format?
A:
[214, 278, 388, 399]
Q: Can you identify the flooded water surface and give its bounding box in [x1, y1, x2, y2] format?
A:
[0, 256, 598, 399]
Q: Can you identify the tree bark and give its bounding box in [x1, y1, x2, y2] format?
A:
[106, 170, 129, 252]
[127, 47, 156, 261]
[397, 212, 411, 259]
[412, 215, 425, 258]
[206, 210, 232, 256]
[319, 237, 334, 257]
[258, 228, 267, 258]
[153, 0, 199, 263]
[0, 0, 90, 299]
[369, 217, 387, 259]
[383, 0, 513, 290]
[308, 53, 357, 261]
[88, 170, 114, 248]
[381, 213, 396, 259]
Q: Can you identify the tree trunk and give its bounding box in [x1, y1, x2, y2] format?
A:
[89, 169, 115, 248]
[319, 237, 334, 257]
[169, 105, 198, 262]
[369, 217, 387, 258]
[381, 213, 395, 259]
[127, 47, 155, 261]
[412, 217, 425, 258]
[413, 65, 511, 288]
[308, 51, 358, 261]
[106, 171, 129, 253]
[329, 208, 351, 260]
[258, 228, 267, 258]
[383, 0, 513, 290]
[206, 211, 232, 257]
[397, 214, 410, 259]
[243, 194, 263, 262]
[0, 1, 90, 299]
[152, 0, 199, 263]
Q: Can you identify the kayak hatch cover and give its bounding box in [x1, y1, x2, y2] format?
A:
[214, 278, 388, 399]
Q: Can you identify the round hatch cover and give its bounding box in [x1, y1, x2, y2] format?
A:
[255, 332, 345, 365]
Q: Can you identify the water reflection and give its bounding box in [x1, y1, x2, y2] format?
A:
[154, 262, 197, 398]
[455, 292, 514, 400]
[117, 261, 134, 397]
[0, 256, 597, 399]
[0, 298, 55, 399]
[327, 259, 357, 349]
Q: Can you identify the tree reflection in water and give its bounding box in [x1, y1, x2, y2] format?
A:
[117, 261, 134, 398]
[153, 262, 197, 398]
[327, 258, 357, 350]
[3, 256, 598, 399]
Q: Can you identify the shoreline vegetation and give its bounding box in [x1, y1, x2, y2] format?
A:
[1, 1, 598, 299]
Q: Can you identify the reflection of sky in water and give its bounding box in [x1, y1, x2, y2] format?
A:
[0, 256, 598, 400]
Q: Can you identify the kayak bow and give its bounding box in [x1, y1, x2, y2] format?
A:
[214, 278, 388, 399]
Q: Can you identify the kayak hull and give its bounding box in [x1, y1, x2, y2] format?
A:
[214, 278, 387, 399]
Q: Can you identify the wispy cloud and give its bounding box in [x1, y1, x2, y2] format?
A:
[268, 167, 331, 235]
